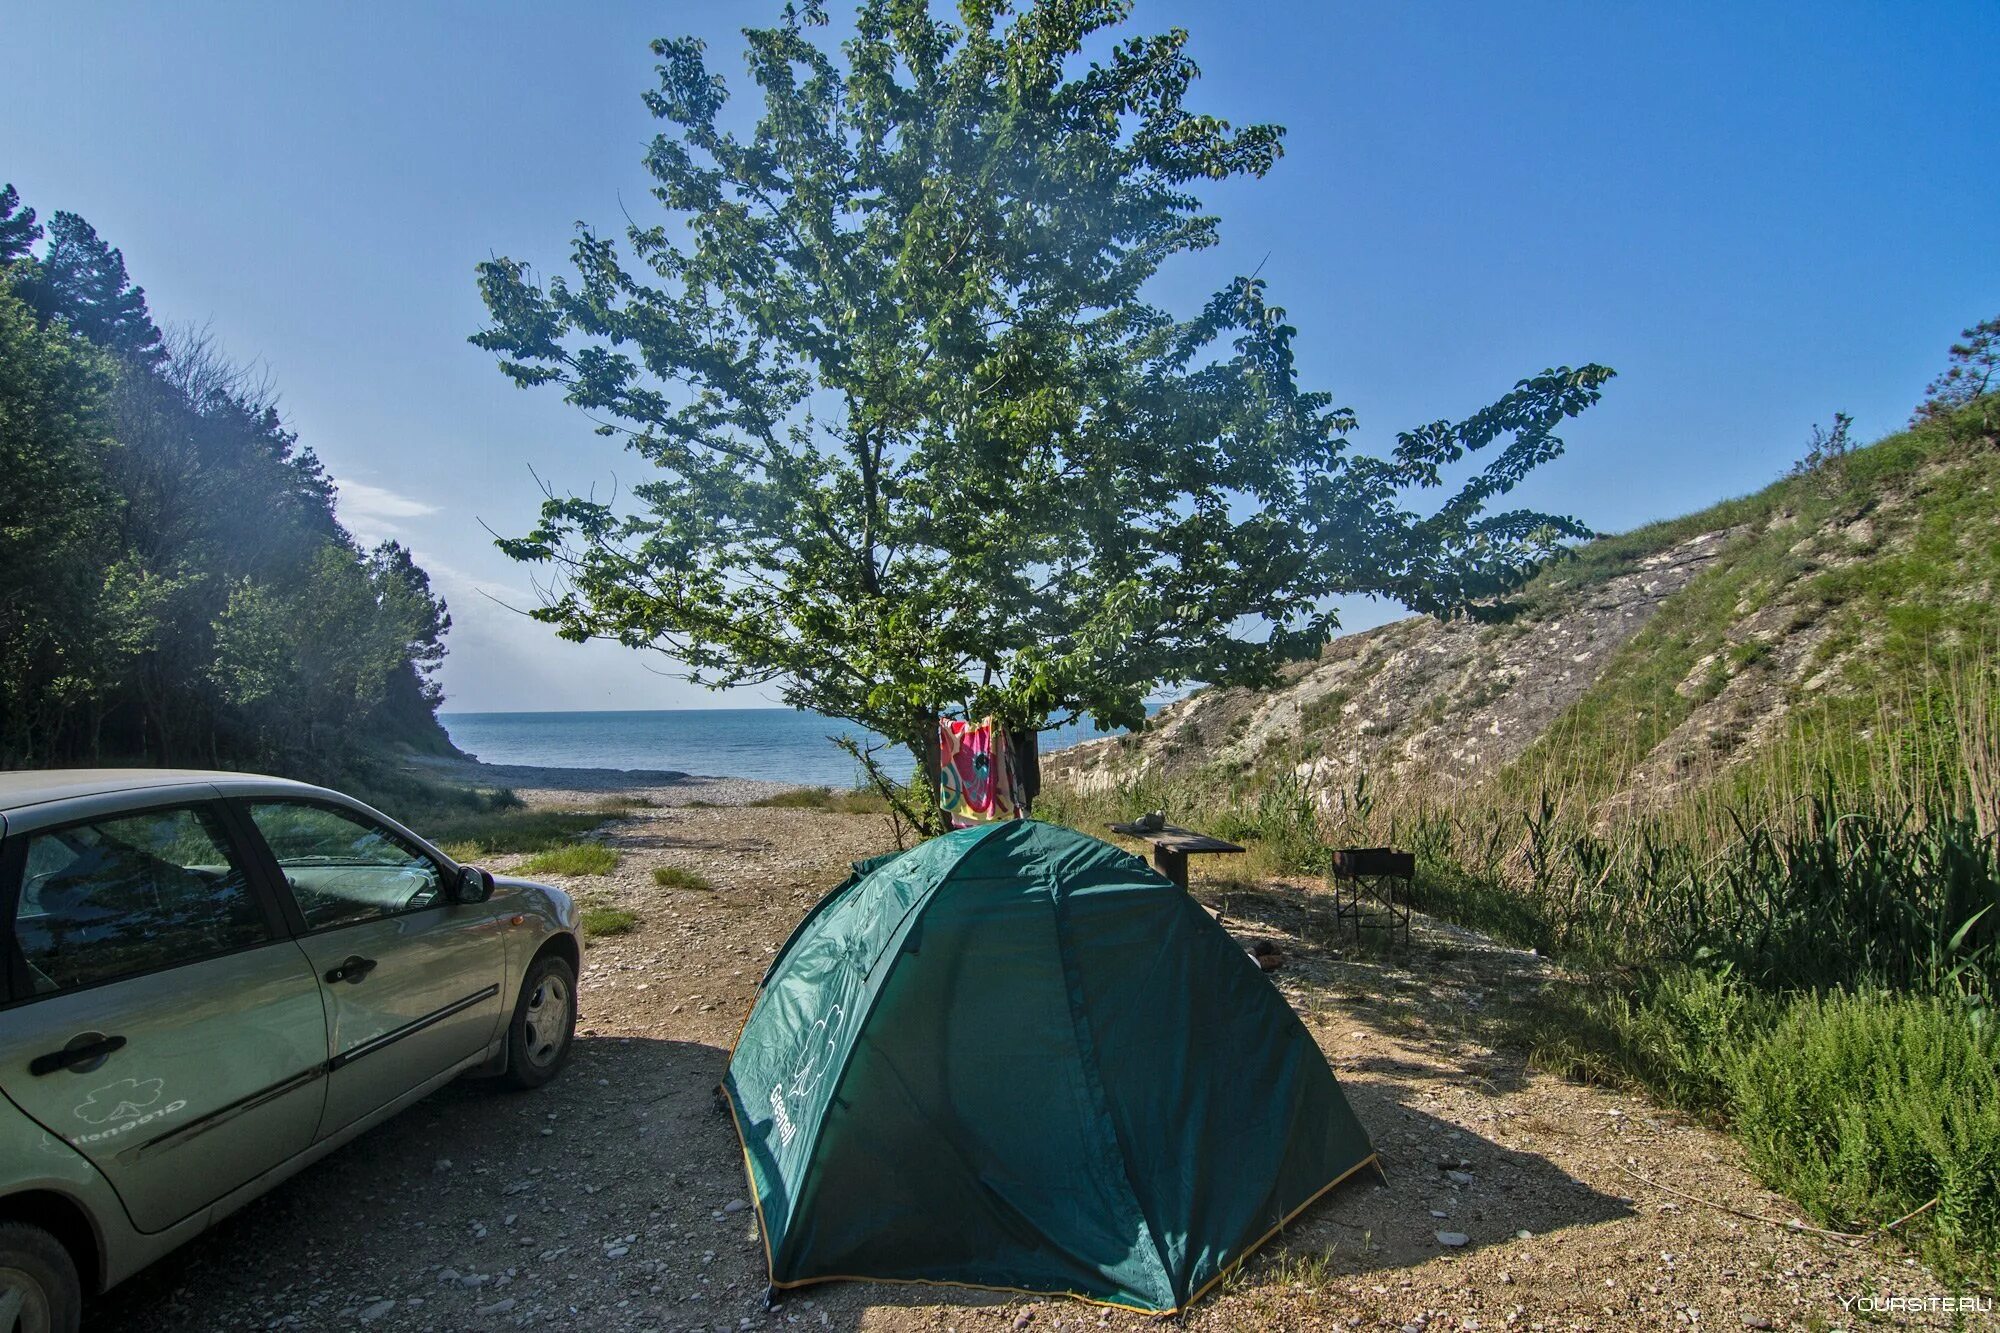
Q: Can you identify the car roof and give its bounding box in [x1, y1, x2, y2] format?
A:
[0, 767, 323, 813]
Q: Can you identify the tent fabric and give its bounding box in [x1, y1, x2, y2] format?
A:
[722, 821, 1378, 1314]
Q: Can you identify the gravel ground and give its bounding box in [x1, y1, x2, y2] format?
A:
[88, 782, 1972, 1332]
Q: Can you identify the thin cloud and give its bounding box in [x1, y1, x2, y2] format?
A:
[339, 480, 441, 531]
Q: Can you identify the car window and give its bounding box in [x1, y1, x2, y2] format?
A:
[10, 805, 268, 997]
[247, 801, 443, 930]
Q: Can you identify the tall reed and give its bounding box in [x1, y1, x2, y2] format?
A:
[1043, 656, 2000, 1000]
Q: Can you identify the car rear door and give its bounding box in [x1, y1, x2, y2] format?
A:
[0, 793, 329, 1234]
[234, 797, 505, 1139]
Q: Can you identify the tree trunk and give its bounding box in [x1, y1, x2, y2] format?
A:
[908, 713, 948, 836]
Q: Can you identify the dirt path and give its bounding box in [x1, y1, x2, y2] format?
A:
[92, 795, 1965, 1332]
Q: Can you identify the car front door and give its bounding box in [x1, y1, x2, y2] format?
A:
[236, 798, 505, 1139]
[0, 798, 328, 1234]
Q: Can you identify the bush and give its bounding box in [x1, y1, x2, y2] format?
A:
[1730, 991, 2000, 1287]
[1619, 967, 1776, 1113]
[652, 865, 713, 890]
[518, 842, 621, 876]
[1518, 967, 1774, 1116]
[581, 905, 638, 938]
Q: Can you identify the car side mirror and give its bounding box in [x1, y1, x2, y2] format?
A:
[451, 865, 495, 904]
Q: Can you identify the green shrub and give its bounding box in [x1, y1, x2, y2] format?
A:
[580, 905, 638, 938]
[1730, 991, 2000, 1288]
[518, 842, 621, 876]
[652, 864, 714, 890]
[1517, 967, 1774, 1116]
[1618, 967, 1776, 1113]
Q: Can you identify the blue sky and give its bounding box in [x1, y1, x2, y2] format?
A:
[3, 2, 1995, 712]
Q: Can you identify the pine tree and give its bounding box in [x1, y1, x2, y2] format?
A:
[0, 183, 41, 265]
[1912, 315, 2000, 424]
[24, 210, 165, 363]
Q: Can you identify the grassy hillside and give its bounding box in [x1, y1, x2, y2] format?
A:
[1501, 397, 1999, 812]
[1043, 397, 2000, 1288]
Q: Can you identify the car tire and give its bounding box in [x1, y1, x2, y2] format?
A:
[501, 952, 576, 1090]
[0, 1221, 80, 1333]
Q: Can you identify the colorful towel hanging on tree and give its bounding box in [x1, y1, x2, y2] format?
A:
[938, 717, 1024, 823]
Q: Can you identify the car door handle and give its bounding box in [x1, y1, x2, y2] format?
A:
[325, 955, 378, 985]
[30, 1034, 127, 1076]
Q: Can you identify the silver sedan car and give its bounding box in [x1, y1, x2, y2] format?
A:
[0, 770, 582, 1333]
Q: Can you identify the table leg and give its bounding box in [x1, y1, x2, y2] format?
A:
[1153, 846, 1189, 891]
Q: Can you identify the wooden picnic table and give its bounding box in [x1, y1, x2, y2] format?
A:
[1107, 823, 1246, 892]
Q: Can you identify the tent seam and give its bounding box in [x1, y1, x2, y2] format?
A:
[1046, 871, 1181, 1310]
[759, 820, 1015, 1277]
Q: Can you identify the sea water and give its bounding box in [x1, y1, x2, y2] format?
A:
[439, 708, 1122, 789]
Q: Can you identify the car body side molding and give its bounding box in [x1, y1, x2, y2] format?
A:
[326, 985, 502, 1073]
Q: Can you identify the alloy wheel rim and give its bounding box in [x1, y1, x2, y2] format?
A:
[522, 973, 571, 1067]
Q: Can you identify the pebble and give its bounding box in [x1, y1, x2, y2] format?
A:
[356, 1301, 396, 1324]
[477, 1297, 518, 1316]
[724, 1199, 748, 1215]
[1436, 1231, 1470, 1247]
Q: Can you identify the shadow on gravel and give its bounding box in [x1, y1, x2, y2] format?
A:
[86, 1028, 1631, 1331]
[88, 1035, 762, 1332]
[1284, 1078, 1636, 1272]
[1200, 875, 1554, 1094]
[609, 827, 782, 855]
[752, 1077, 1636, 1325]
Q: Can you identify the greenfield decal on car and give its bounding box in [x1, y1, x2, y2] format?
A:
[70, 1077, 186, 1144]
[74, 1077, 164, 1125]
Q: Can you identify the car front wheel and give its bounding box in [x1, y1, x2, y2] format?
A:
[501, 952, 576, 1090]
[0, 1222, 79, 1333]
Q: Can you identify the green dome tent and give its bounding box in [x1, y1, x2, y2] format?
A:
[722, 820, 1378, 1315]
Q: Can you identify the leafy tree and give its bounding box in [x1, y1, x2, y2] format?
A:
[0, 276, 117, 757]
[367, 539, 453, 722]
[0, 183, 41, 265]
[21, 210, 165, 364]
[210, 580, 293, 716]
[212, 546, 440, 760]
[0, 184, 456, 774]
[1913, 314, 1999, 424]
[473, 0, 1610, 829]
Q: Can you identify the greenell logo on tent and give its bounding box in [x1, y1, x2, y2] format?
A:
[722, 820, 1379, 1315]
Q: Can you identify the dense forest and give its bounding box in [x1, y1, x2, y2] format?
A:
[0, 181, 456, 778]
